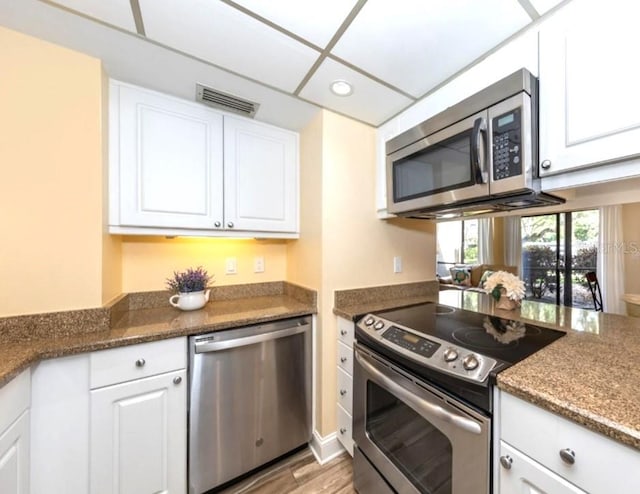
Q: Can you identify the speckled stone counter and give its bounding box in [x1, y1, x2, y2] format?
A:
[0, 281, 316, 388]
[335, 287, 640, 452]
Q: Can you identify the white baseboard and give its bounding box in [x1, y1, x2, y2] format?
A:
[309, 430, 345, 465]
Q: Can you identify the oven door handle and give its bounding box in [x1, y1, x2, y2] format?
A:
[355, 350, 482, 435]
[471, 116, 487, 184]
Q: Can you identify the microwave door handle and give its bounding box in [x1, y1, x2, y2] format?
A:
[472, 117, 488, 184]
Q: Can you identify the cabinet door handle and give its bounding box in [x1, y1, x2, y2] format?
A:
[214, 221, 221, 228]
[541, 159, 552, 170]
[559, 448, 576, 465]
[499, 455, 513, 470]
[135, 358, 146, 367]
[340, 357, 347, 363]
[173, 376, 182, 385]
[339, 427, 347, 435]
[340, 329, 347, 336]
[340, 389, 347, 396]
[227, 221, 234, 228]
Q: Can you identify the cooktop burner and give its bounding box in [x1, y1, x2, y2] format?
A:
[434, 305, 456, 315]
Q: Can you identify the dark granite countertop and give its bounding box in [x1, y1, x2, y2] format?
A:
[334, 286, 640, 452]
[0, 282, 316, 388]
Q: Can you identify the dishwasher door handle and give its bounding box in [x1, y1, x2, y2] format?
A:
[194, 323, 310, 353]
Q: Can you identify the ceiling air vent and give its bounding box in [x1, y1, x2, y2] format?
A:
[196, 83, 260, 118]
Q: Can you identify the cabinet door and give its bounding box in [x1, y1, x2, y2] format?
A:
[0, 411, 29, 494]
[91, 370, 186, 494]
[115, 83, 224, 229]
[539, 0, 640, 176]
[499, 442, 585, 494]
[224, 116, 298, 233]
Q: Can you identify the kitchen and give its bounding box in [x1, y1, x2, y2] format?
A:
[1, 0, 640, 493]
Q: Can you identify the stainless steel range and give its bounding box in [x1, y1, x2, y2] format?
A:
[352, 302, 564, 494]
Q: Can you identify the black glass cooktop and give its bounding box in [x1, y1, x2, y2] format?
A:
[372, 302, 565, 365]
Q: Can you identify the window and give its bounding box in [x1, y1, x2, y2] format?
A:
[436, 220, 478, 277]
[521, 210, 599, 308]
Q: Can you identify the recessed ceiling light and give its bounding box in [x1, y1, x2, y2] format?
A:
[330, 80, 353, 97]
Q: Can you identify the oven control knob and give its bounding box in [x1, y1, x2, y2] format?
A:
[364, 317, 375, 326]
[374, 321, 385, 330]
[462, 354, 480, 371]
[443, 347, 458, 362]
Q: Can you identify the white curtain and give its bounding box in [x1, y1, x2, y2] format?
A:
[599, 205, 625, 314]
[478, 218, 493, 264]
[503, 216, 522, 275]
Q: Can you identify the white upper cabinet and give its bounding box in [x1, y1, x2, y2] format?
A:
[538, 0, 640, 177]
[109, 81, 299, 237]
[113, 82, 224, 229]
[223, 117, 298, 233]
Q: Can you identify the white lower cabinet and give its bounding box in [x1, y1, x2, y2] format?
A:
[90, 369, 187, 494]
[336, 317, 355, 456]
[0, 411, 29, 494]
[28, 338, 187, 494]
[0, 370, 30, 494]
[499, 441, 586, 494]
[499, 391, 640, 494]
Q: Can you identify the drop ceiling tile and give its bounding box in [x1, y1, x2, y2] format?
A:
[299, 58, 413, 126]
[138, 0, 320, 93]
[529, 0, 564, 15]
[331, 0, 531, 98]
[231, 0, 359, 47]
[47, 0, 136, 32]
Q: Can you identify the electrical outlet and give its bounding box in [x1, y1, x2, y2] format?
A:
[254, 256, 265, 273]
[393, 256, 403, 273]
[225, 257, 237, 275]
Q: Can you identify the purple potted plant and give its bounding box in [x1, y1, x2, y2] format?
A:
[167, 266, 214, 311]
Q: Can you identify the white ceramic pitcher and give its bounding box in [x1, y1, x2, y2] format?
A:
[169, 289, 211, 311]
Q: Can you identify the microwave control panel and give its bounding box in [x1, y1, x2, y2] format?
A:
[492, 107, 522, 180]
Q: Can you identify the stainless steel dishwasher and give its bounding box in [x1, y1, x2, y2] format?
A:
[188, 316, 312, 494]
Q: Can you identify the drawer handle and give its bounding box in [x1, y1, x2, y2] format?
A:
[339, 427, 347, 435]
[340, 330, 348, 336]
[499, 455, 513, 470]
[135, 358, 146, 367]
[340, 389, 347, 396]
[173, 376, 182, 385]
[559, 448, 576, 465]
[340, 357, 347, 363]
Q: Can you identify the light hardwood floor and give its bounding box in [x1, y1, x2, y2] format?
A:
[218, 448, 356, 494]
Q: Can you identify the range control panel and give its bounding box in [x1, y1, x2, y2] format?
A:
[357, 314, 497, 384]
[492, 107, 522, 181]
[382, 326, 440, 358]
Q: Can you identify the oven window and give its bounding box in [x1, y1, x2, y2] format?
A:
[393, 130, 474, 203]
[366, 381, 452, 494]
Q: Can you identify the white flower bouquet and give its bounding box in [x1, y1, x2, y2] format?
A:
[483, 271, 526, 303]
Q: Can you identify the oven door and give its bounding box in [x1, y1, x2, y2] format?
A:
[386, 111, 488, 215]
[353, 344, 490, 494]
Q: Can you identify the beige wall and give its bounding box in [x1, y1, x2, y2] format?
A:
[0, 26, 121, 316]
[121, 237, 288, 292]
[288, 110, 436, 436]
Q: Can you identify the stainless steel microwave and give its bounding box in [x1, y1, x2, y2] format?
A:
[386, 69, 563, 218]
